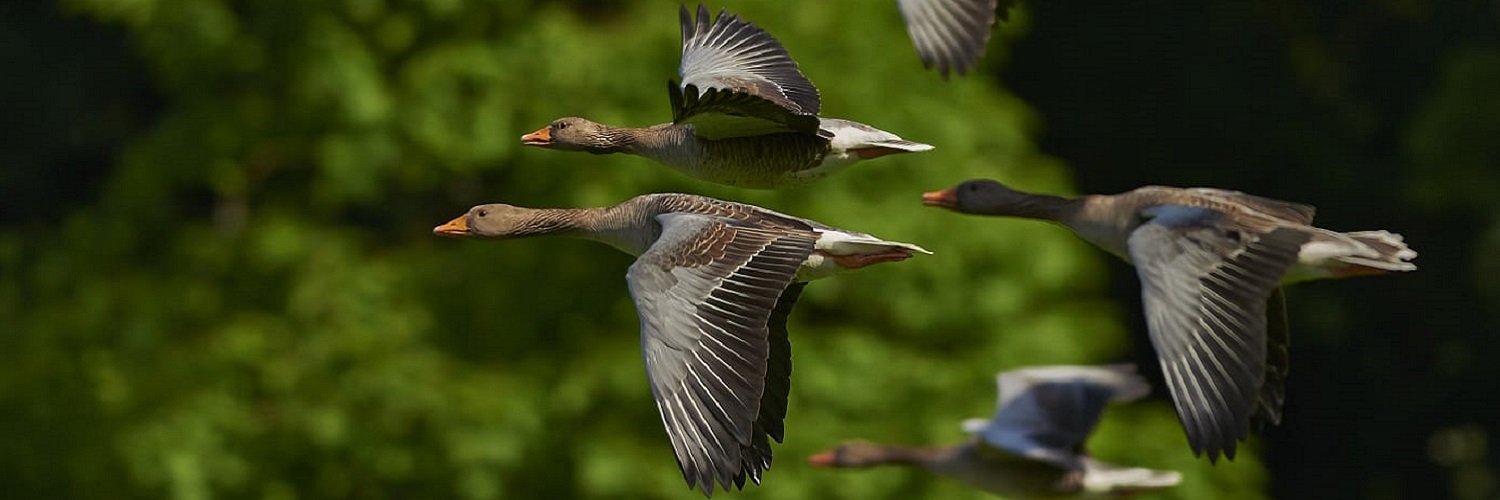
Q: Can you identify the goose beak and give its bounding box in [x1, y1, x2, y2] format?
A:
[921, 188, 958, 209]
[806, 450, 838, 467]
[433, 215, 471, 237]
[520, 126, 552, 146]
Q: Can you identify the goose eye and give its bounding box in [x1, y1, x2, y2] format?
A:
[477, 209, 489, 217]
[554, 122, 569, 130]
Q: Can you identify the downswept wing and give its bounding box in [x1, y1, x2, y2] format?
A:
[737, 282, 806, 486]
[895, 0, 1007, 78]
[1127, 205, 1310, 462]
[670, 4, 822, 139]
[1253, 288, 1291, 431]
[626, 212, 816, 495]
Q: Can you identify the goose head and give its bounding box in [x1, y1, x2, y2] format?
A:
[433, 204, 543, 239]
[923, 179, 1061, 219]
[521, 117, 621, 154]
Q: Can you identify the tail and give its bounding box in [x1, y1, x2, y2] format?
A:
[1080, 458, 1183, 494]
[816, 228, 933, 255]
[818, 117, 935, 159]
[1335, 230, 1418, 275]
[852, 140, 935, 159]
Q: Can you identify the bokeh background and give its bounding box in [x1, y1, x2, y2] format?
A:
[3, 0, 1497, 498]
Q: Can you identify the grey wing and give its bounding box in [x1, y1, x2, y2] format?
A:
[670, 4, 822, 138]
[1252, 287, 1291, 430]
[1127, 207, 1310, 462]
[980, 365, 1147, 468]
[626, 213, 816, 494]
[895, 0, 1002, 78]
[737, 282, 805, 485]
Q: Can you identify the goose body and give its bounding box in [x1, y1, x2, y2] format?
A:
[434, 193, 928, 495]
[521, 5, 933, 189]
[923, 179, 1417, 461]
[809, 364, 1182, 498]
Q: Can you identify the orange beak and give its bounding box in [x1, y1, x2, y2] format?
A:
[806, 450, 838, 467]
[520, 126, 552, 146]
[433, 215, 471, 237]
[921, 188, 959, 209]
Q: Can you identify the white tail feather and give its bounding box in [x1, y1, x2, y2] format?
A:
[1081, 458, 1184, 492]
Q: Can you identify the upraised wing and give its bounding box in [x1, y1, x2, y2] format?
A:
[895, 0, 1007, 77]
[670, 4, 822, 139]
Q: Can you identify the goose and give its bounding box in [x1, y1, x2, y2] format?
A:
[434, 193, 930, 496]
[808, 364, 1182, 498]
[894, 0, 1019, 77]
[520, 5, 933, 189]
[922, 179, 1418, 461]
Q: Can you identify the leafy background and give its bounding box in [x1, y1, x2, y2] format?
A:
[1, 0, 1496, 498]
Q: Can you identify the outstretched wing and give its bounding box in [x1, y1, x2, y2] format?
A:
[670, 4, 822, 138]
[626, 212, 816, 495]
[1127, 205, 1310, 462]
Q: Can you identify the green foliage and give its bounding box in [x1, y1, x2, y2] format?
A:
[2, 0, 1279, 498]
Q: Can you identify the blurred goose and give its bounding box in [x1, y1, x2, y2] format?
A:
[520, 5, 933, 189]
[434, 193, 929, 496]
[895, 0, 1019, 77]
[808, 364, 1182, 498]
[922, 179, 1418, 461]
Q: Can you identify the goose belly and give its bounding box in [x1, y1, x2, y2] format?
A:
[643, 134, 830, 189]
[929, 445, 1077, 498]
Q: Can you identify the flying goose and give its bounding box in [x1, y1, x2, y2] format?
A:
[808, 364, 1182, 498]
[434, 192, 930, 495]
[520, 5, 933, 189]
[921, 179, 1417, 461]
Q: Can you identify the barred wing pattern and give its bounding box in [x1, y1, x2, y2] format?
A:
[1127, 205, 1310, 461]
[671, 4, 822, 138]
[626, 212, 816, 495]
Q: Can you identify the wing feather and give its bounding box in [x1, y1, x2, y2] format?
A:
[1128, 206, 1310, 462]
[671, 5, 821, 138]
[978, 364, 1148, 469]
[627, 213, 816, 494]
[895, 0, 1003, 77]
